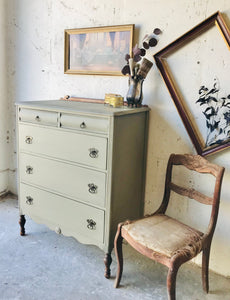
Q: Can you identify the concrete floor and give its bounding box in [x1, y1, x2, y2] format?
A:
[0, 196, 230, 300]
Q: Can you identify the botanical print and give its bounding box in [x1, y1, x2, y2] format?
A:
[196, 78, 230, 147]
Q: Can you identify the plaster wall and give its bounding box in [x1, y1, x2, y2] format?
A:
[0, 1, 9, 195]
[5, 0, 230, 277]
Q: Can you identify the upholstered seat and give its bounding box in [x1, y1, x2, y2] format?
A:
[114, 154, 225, 300]
[122, 214, 203, 259]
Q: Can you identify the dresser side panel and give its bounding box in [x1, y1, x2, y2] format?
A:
[107, 111, 149, 251]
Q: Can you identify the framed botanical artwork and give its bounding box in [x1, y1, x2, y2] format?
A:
[64, 24, 134, 76]
[154, 11, 230, 156]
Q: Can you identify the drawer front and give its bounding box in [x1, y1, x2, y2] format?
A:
[19, 108, 58, 126]
[19, 124, 107, 170]
[20, 184, 104, 244]
[60, 113, 109, 134]
[20, 153, 106, 208]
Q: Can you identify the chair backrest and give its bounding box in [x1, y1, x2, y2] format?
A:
[156, 154, 225, 238]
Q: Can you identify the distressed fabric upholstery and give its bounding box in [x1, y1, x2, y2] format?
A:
[122, 214, 204, 259]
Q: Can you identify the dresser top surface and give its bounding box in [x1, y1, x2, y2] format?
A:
[16, 100, 150, 116]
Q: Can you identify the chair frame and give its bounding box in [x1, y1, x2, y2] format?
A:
[114, 154, 225, 300]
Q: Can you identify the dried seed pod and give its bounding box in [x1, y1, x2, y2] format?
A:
[149, 37, 158, 47]
[153, 28, 161, 35]
[143, 41, 149, 49]
[133, 44, 142, 56]
[121, 64, 130, 75]
[125, 54, 130, 62]
[140, 48, 146, 56]
[134, 54, 142, 62]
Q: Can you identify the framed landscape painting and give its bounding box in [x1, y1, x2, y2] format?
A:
[64, 24, 134, 76]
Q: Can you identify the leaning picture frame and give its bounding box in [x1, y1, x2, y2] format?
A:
[64, 24, 134, 76]
[154, 11, 230, 156]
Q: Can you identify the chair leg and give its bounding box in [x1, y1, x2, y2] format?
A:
[114, 223, 124, 288]
[167, 265, 179, 300]
[202, 245, 211, 293]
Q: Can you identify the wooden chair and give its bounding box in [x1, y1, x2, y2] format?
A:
[114, 154, 225, 300]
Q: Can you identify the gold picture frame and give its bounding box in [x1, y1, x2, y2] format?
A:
[64, 24, 134, 76]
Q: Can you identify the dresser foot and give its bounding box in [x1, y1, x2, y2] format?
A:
[19, 215, 26, 236]
[104, 252, 112, 279]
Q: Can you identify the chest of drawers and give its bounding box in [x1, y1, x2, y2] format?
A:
[16, 100, 149, 278]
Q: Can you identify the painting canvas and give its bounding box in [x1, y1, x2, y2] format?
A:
[154, 12, 230, 156]
[64, 25, 134, 76]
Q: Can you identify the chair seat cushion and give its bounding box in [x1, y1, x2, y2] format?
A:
[122, 214, 204, 259]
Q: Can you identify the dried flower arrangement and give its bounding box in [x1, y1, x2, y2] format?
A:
[121, 28, 162, 106]
[121, 28, 162, 78]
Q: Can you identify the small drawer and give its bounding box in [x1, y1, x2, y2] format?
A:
[19, 108, 58, 126]
[20, 153, 106, 208]
[20, 184, 104, 244]
[60, 113, 109, 134]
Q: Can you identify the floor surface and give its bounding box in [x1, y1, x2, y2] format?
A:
[0, 196, 230, 300]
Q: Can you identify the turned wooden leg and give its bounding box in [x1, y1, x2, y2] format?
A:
[19, 215, 26, 236]
[104, 252, 112, 279]
[167, 265, 179, 300]
[114, 223, 124, 288]
[202, 245, 211, 293]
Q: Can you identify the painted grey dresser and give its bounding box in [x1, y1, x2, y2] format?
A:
[16, 100, 149, 278]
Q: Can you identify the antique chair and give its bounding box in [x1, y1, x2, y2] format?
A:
[114, 154, 225, 300]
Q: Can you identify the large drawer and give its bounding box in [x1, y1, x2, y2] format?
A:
[18, 124, 107, 170]
[19, 108, 58, 126]
[20, 184, 104, 244]
[60, 113, 109, 134]
[20, 153, 106, 208]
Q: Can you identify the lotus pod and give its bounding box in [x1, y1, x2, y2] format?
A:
[137, 58, 153, 79]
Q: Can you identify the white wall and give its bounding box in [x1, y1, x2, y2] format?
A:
[0, 1, 9, 195]
[5, 0, 230, 276]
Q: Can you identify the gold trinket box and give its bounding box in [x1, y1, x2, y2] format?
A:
[105, 94, 124, 108]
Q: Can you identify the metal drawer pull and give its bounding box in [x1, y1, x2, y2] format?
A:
[26, 196, 33, 205]
[35, 115, 40, 121]
[25, 136, 33, 144]
[80, 122, 86, 129]
[88, 183, 98, 194]
[89, 148, 99, 158]
[87, 219, 96, 230]
[26, 166, 33, 174]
